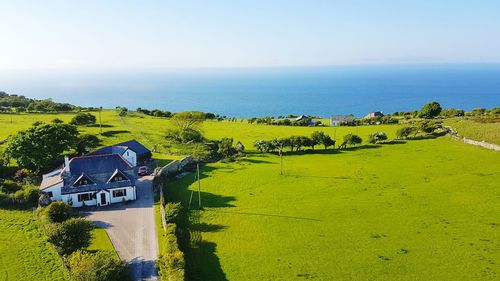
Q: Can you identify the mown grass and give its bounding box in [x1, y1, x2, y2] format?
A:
[87, 228, 120, 260]
[0, 208, 68, 281]
[444, 117, 500, 145]
[166, 138, 499, 281]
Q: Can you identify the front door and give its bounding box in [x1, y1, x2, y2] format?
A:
[100, 193, 107, 205]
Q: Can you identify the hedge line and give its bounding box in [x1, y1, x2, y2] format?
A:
[157, 223, 185, 281]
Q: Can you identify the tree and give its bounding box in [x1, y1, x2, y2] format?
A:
[321, 135, 336, 149]
[368, 132, 388, 144]
[46, 218, 94, 256]
[6, 122, 79, 171]
[218, 138, 236, 158]
[117, 107, 128, 117]
[310, 131, 326, 150]
[171, 111, 206, 131]
[68, 250, 130, 281]
[75, 134, 100, 154]
[396, 126, 415, 139]
[343, 134, 362, 146]
[45, 201, 73, 223]
[69, 113, 96, 126]
[418, 101, 442, 119]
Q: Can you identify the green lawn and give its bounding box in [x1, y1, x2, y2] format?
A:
[166, 138, 500, 281]
[87, 228, 120, 260]
[0, 208, 68, 281]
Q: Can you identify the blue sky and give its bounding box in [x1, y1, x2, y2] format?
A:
[1, 0, 500, 70]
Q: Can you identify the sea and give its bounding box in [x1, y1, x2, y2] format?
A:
[1, 64, 499, 118]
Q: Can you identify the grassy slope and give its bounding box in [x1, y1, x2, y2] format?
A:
[0, 209, 68, 281]
[444, 118, 500, 145]
[167, 141, 499, 280]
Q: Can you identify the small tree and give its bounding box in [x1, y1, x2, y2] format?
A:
[165, 202, 183, 224]
[46, 218, 94, 256]
[343, 134, 362, 146]
[45, 201, 73, 223]
[368, 132, 388, 144]
[310, 131, 326, 150]
[218, 138, 236, 158]
[418, 101, 442, 119]
[68, 250, 130, 281]
[396, 126, 415, 139]
[321, 135, 336, 149]
[70, 113, 97, 126]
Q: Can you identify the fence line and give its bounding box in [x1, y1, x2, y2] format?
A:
[449, 134, 500, 151]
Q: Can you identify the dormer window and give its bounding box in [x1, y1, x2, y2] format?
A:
[108, 169, 128, 183]
[74, 174, 95, 187]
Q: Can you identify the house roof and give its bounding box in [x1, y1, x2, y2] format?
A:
[330, 115, 354, 121]
[115, 140, 151, 156]
[88, 139, 151, 157]
[68, 154, 132, 175]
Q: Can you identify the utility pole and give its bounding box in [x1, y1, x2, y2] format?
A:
[197, 162, 201, 209]
[99, 107, 103, 135]
[279, 145, 283, 175]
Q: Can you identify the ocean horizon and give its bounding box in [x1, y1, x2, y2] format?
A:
[1, 63, 499, 118]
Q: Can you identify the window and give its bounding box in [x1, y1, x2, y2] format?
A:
[74, 175, 94, 186]
[109, 171, 128, 182]
[77, 193, 92, 202]
[46, 191, 53, 198]
[112, 189, 127, 198]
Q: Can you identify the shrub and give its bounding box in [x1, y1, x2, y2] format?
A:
[46, 218, 95, 256]
[165, 202, 183, 224]
[343, 134, 362, 146]
[69, 113, 96, 126]
[75, 134, 100, 154]
[157, 224, 185, 281]
[0, 179, 22, 193]
[396, 126, 415, 139]
[45, 201, 73, 223]
[68, 250, 130, 281]
[369, 132, 388, 143]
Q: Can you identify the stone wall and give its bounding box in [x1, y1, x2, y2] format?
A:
[450, 134, 500, 151]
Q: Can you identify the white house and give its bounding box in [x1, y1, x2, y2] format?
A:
[330, 115, 354, 126]
[40, 154, 137, 207]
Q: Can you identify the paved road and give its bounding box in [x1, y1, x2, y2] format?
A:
[82, 176, 159, 281]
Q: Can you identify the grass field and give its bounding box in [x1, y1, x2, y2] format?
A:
[445, 118, 500, 145]
[1, 112, 499, 280]
[166, 138, 499, 281]
[87, 228, 120, 259]
[0, 208, 68, 281]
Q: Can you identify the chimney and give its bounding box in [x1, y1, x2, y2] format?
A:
[64, 156, 70, 174]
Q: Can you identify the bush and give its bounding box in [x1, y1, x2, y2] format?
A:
[46, 218, 95, 256]
[70, 113, 96, 126]
[157, 224, 185, 281]
[75, 134, 100, 154]
[0, 179, 22, 193]
[166, 128, 204, 144]
[45, 201, 73, 223]
[165, 202, 183, 224]
[369, 132, 388, 144]
[343, 134, 362, 146]
[396, 126, 415, 139]
[68, 250, 130, 281]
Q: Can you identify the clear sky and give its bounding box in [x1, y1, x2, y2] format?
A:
[1, 0, 500, 70]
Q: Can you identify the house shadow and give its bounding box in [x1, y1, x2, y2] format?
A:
[101, 130, 131, 137]
[128, 257, 158, 280]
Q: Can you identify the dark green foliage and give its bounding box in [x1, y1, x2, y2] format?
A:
[418, 101, 442, 119]
[218, 138, 236, 158]
[6, 122, 79, 171]
[0, 180, 39, 205]
[165, 202, 183, 224]
[0, 180, 22, 193]
[69, 113, 96, 125]
[46, 218, 95, 256]
[369, 132, 388, 143]
[470, 108, 487, 116]
[440, 108, 465, 117]
[157, 223, 185, 281]
[75, 134, 100, 154]
[116, 107, 128, 117]
[68, 250, 130, 281]
[491, 107, 500, 115]
[343, 134, 362, 146]
[166, 128, 204, 144]
[45, 201, 73, 223]
[396, 126, 415, 139]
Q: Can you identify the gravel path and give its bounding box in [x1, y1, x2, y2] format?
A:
[82, 176, 159, 281]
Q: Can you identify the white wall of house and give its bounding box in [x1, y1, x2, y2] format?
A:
[42, 182, 64, 201]
[109, 186, 136, 204]
[62, 192, 98, 207]
[122, 149, 137, 167]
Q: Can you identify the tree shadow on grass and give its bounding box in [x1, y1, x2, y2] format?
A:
[101, 130, 131, 137]
[86, 124, 114, 128]
[186, 241, 228, 281]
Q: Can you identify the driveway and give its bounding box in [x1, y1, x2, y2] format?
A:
[81, 176, 159, 281]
